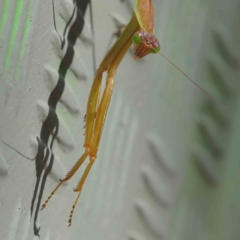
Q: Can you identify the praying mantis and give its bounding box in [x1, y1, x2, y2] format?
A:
[41, 0, 217, 226]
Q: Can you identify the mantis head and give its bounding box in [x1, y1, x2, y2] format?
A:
[133, 30, 160, 59]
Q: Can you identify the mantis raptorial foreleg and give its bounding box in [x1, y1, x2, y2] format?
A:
[41, 152, 89, 210]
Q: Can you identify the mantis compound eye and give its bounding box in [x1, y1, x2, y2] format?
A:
[150, 42, 160, 54]
[133, 30, 160, 59]
[133, 33, 142, 45]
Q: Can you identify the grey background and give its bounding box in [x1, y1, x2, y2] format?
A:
[0, 0, 240, 239]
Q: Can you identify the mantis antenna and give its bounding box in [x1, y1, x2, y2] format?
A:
[159, 52, 221, 105]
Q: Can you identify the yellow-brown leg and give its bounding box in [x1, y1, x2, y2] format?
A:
[90, 38, 133, 155]
[41, 151, 89, 210]
[68, 156, 95, 226]
[84, 70, 103, 147]
[68, 71, 115, 225]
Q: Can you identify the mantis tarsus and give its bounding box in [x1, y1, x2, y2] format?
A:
[41, 0, 218, 226]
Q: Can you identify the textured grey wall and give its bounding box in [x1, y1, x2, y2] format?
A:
[0, 0, 239, 240]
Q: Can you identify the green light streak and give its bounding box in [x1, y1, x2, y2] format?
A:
[0, 0, 10, 37]
[15, 1, 32, 79]
[5, 0, 24, 71]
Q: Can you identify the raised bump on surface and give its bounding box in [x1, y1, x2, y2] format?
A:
[135, 200, 167, 238]
[147, 134, 177, 177]
[141, 167, 171, 208]
[0, 152, 8, 176]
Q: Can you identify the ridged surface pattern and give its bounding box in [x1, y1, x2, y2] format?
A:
[0, 0, 239, 240]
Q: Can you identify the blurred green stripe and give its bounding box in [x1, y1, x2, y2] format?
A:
[0, 0, 10, 37]
[5, 0, 24, 71]
[15, 1, 32, 79]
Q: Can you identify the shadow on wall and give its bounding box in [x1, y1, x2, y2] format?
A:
[30, 0, 92, 236]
